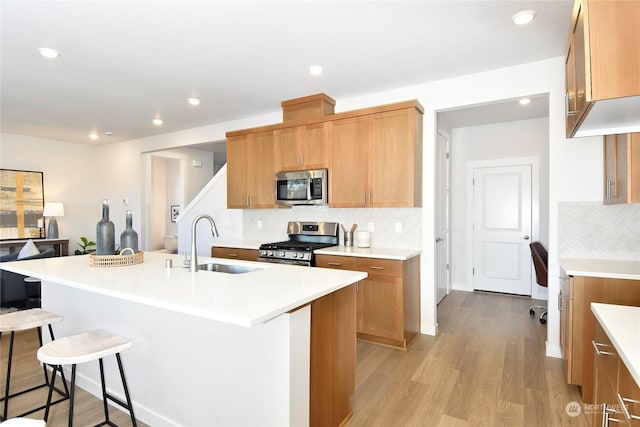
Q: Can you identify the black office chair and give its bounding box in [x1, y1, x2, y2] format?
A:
[528, 242, 548, 324]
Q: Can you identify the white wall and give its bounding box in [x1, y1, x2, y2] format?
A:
[0, 133, 99, 254]
[449, 117, 549, 292]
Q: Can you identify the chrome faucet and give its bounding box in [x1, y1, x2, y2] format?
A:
[189, 214, 219, 272]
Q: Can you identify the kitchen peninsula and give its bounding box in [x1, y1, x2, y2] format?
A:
[0, 252, 367, 426]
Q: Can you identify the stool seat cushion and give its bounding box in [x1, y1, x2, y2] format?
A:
[0, 308, 62, 333]
[37, 329, 132, 365]
[0, 418, 46, 426]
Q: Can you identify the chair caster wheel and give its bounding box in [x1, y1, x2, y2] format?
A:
[540, 318, 546, 325]
[529, 309, 535, 316]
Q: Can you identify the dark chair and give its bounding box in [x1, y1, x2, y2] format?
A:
[529, 241, 548, 324]
[1, 248, 55, 309]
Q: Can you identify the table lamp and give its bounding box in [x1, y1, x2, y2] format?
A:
[43, 202, 64, 239]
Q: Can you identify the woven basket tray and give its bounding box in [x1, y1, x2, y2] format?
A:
[89, 250, 144, 268]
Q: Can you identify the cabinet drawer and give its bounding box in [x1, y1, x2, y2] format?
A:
[315, 255, 356, 270]
[354, 257, 402, 277]
[594, 323, 619, 391]
[618, 362, 640, 426]
[211, 247, 259, 262]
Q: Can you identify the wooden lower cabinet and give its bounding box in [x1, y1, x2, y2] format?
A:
[211, 246, 259, 261]
[316, 254, 420, 349]
[562, 276, 640, 403]
[593, 321, 640, 427]
[310, 284, 356, 427]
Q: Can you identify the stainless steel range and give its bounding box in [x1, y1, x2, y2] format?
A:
[259, 221, 339, 266]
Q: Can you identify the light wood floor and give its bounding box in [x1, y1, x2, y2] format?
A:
[347, 290, 591, 426]
[2, 291, 591, 426]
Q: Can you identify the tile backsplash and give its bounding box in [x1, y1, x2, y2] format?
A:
[558, 201, 640, 260]
[243, 207, 422, 249]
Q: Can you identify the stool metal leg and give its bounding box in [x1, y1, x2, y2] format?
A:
[1, 331, 16, 421]
[98, 358, 112, 426]
[95, 354, 136, 427]
[68, 364, 77, 427]
[116, 353, 137, 427]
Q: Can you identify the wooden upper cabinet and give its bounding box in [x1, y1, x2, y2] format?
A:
[227, 98, 423, 209]
[226, 131, 277, 209]
[330, 105, 423, 208]
[603, 132, 640, 204]
[250, 131, 277, 208]
[565, 0, 640, 138]
[369, 108, 422, 207]
[275, 122, 329, 172]
[329, 116, 370, 207]
[226, 134, 251, 209]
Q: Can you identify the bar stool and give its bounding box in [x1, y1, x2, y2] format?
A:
[0, 309, 69, 421]
[37, 330, 137, 426]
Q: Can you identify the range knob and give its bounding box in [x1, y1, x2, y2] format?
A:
[292, 253, 298, 259]
[279, 251, 285, 257]
[268, 251, 274, 256]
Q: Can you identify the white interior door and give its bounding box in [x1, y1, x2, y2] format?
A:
[435, 131, 450, 303]
[472, 165, 532, 295]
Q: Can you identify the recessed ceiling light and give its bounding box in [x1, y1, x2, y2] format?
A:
[188, 98, 200, 106]
[38, 47, 60, 59]
[152, 118, 163, 126]
[105, 131, 114, 136]
[309, 65, 323, 76]
[519, 98, 532, 105]
[89, 133, 99, 140]
[512, 10, 536, 25]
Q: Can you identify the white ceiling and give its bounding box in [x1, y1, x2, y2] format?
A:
[0, 1, 571, 146]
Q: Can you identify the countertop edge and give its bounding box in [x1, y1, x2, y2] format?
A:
[591, 303, 640, 388]
[559, 258, 640, 281]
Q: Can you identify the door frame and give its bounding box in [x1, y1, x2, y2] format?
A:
[435, 129, 451, 303]
[141, 151, 187, 252]
[466, 156, 541, 298]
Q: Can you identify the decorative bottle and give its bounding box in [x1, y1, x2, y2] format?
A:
[120, 210, 139, 253]
[96, 199, 115, 255]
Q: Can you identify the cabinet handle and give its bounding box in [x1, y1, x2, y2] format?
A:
[604, 404, 625, 425]
[565, 93, 579, 117]
[592, 340, 616, 356]
[368, 192, 372, 205]
[369, 266, 385, 270]
[328, 262, 342, 266]
[558, 294, 566, 311]
[607, 179, 616, 200]
[226, 253, 239, 258]
[618, 393, 640, 421]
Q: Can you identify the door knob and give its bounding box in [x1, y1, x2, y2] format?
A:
[523, 235, 530, 240]
[436, 237, 443, 243]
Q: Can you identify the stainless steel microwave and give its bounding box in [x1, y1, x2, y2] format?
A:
[275, 169, 328, 206]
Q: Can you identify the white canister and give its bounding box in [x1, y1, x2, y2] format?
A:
[357, 231, 371, 248]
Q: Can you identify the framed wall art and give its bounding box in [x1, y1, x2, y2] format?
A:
[170, 205, 180, 223]
[0, 169, 45, 240]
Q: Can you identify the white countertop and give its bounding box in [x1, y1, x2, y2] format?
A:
[560, 258, 640, 281]
[591, 303, 640, 387]
[315, 246, 421, 260]
[0, 252, 366, 328]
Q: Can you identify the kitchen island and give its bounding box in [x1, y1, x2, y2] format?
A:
[0, 252, 367, 426]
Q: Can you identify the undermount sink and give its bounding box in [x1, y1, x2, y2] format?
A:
[197, 263, 261, 274]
